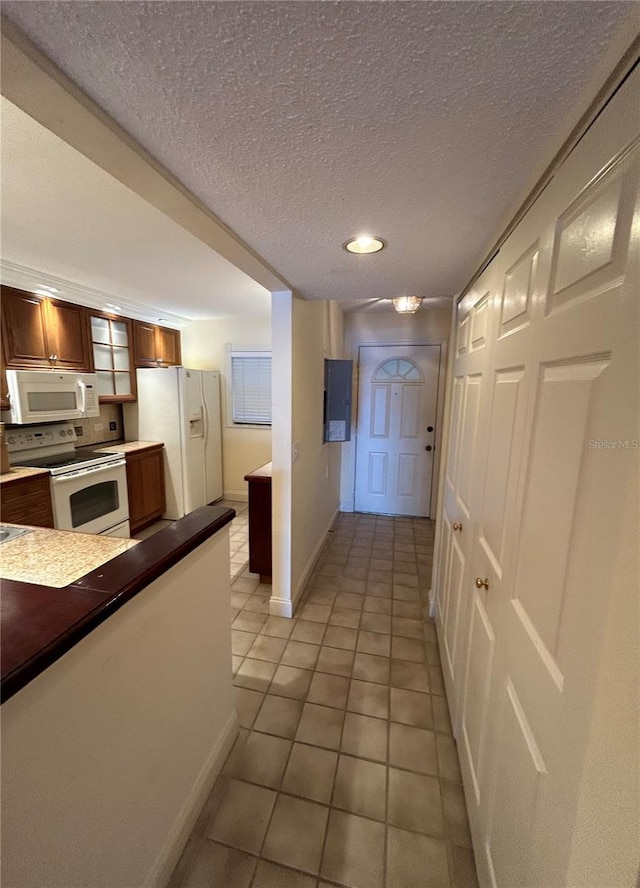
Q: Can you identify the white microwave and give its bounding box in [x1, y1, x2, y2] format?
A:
[5, 370, 100, 424]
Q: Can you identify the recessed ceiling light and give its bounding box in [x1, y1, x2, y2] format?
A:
[392, 296, 423, 315]
[343, 235, 386, 254]
[34, 285, 59, 296]
[105, 303, 122, 311]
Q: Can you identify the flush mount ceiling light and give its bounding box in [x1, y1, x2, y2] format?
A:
[34, 285, 59, 296]
[343, 235, 386, 254]
[392, 296, 423, 315]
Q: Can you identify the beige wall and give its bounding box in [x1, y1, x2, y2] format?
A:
[1, 528, 237, 888]
[182, 316, 272, 499]
[340, 307, 452, 516]
[270, 294, 344, 616]
[290, 298, 344, 595]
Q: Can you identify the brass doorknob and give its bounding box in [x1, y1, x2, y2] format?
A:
[453, 522, 463, 532]
[475, 577, 489, 590]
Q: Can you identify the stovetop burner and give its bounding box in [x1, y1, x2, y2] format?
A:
[12, 450, 120, 470]
[7, 422, 124, 476]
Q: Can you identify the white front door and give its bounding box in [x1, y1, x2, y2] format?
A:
[354, 344, 440, 517]
[436, 67, 640, 886]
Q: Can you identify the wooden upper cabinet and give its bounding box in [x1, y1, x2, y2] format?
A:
[156, 326, 182, 366]
[133, 321, 181, 368]
[1, 287, 49, 367]
[45, 297, 93, 370]
[1, 286, 93, 372]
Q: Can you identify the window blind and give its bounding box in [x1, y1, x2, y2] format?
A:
[231, 353, 272, 425]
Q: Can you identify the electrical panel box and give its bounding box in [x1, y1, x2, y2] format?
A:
[323, 359, 353, 443]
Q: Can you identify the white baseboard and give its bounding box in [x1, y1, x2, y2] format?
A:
[148, 710, 240, 888]
[268, 505, 340, 619]
[428, 591, 437, 619]
[223, 489, 248, 503]
[269, 596, 294, 618]
[291, 505, 339, 611]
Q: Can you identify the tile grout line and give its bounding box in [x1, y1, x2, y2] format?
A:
[212, 512, 465, 887]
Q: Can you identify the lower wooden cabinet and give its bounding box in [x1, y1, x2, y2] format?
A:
[244, 462, 272, 583]
[0, 473, 54, 528]
[125, 445, 166, 535]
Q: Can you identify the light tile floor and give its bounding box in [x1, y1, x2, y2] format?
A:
[134, 500, 251, 583]
[169, 511, 478, 888]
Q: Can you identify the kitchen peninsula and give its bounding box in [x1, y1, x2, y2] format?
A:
[1, 504, 238, 888]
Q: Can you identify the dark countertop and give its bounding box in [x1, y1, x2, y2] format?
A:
[244, 461, 272, 482]
[1, 504, 235, 703]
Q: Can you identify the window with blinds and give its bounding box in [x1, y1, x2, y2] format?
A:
[231, 351, 272, 425]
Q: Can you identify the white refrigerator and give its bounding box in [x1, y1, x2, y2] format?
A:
[124, 368, 223, 519]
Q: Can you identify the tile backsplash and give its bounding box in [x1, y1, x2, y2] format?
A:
[74, 403, 124, 447]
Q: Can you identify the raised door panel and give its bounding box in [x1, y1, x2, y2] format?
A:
[1, 287, 49, 367]
[45, 298, 93, 370]
[370, 385, 391, 438]
[455, 375, 483, 518]
[512, 359, 610, 660]
[133, 321, 159, 367]
[478, 368, 525, 578]
[441, 521, 466, 686]
[156, 326, 181, 366]
[485, 680, 546, 888]
[459, 595, 496, 807]
[500, 245, 537, 338]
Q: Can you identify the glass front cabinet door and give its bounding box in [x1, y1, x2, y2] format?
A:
[90, 314, 136, 402]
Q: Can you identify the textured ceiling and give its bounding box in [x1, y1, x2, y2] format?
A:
[2, 1, 637, 304]
[0, 98, 271, 321]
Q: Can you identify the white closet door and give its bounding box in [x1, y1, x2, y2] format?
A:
[437, 68, 640, 888]
[437, 291, 494, 723]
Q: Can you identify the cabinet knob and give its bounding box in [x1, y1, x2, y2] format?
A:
[49, 354, 58, 363]
[475, 577, 490, 590]
[453, 522, 463, 532]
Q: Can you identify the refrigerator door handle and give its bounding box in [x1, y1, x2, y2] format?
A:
[202, 392, 209, 446]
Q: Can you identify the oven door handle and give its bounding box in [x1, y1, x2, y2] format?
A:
[50, 459, 126, 483]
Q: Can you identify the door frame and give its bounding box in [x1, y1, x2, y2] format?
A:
[349, 339, 447, 519]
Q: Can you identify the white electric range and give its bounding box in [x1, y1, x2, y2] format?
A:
[7, 423, 130, 537]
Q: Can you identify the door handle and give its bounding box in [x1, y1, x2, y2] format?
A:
[453, 522, 463, 532]
[475, 577, 489, 590]
[77, 380, 86, 415]
[425, 445, 432, 451]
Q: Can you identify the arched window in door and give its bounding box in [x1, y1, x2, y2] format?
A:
[372, 357, 423, 383]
